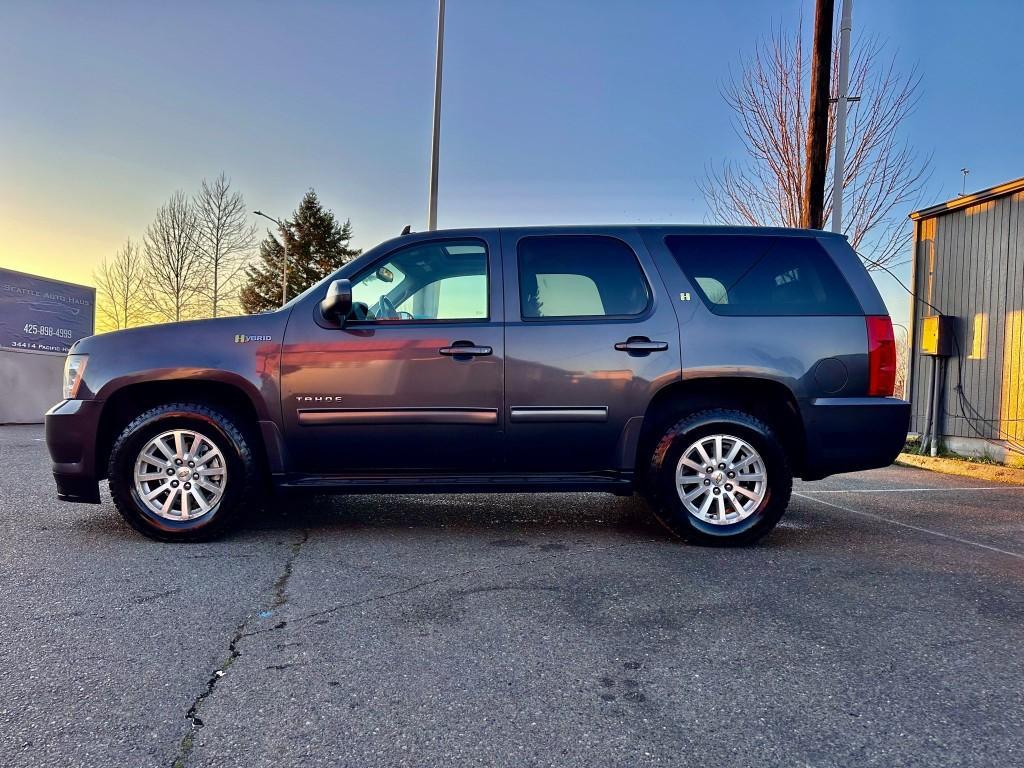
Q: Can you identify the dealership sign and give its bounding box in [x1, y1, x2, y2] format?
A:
[0, 268, 95, 355]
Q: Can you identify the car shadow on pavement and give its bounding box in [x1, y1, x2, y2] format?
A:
[66, 489, 818, 549]
[241, 491, 668, 540]
[238, 492, 824, 551]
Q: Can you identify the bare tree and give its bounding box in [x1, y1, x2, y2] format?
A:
[143, 191, 203, 322]
[700, 22, 929, 269]
[195, 173, 257, 317]
[894, 324, 910, 400]
[94, 238, 147, 331]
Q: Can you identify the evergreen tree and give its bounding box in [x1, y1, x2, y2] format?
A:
[239, 189, 361, 313]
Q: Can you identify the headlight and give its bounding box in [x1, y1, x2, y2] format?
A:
[63, 354, 88, 399]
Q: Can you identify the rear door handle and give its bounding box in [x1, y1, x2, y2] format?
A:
[615, 336, 668, 354]
[439, 341, 493, 357]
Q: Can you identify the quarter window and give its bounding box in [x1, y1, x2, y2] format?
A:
[517, 235, 650, 319]
[349, 240, 488, 322]
[665, 235, 862, 316]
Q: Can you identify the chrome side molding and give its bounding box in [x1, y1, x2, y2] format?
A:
[509, 406, 608, 423]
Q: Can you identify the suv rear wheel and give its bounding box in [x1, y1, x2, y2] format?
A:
[107, 403, 257, 541]
[648, 409, 791, 546]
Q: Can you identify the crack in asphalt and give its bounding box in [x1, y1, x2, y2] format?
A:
[169, 529, 309, 768]
[169, 535, 638, 766]
[170, 619, 246, 768]
[135, 587, 182, 604]
[291, 539, 641, 627]
[271, 529, 310, 612]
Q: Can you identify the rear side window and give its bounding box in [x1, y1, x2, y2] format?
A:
[665, 235, 861, 316]
[518, 235, 650, 319]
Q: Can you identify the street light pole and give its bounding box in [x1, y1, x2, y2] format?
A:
[253, 210, 288, 307]
[427, 0, 445, 231]
[831, 0, 854, 234]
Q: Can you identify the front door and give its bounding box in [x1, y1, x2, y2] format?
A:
[280, 233, 504, 475]
[501, 229, 681, 474]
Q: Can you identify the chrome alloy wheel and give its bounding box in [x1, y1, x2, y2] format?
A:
[133, 429, 227, 521]
[675, 434, 767, 525]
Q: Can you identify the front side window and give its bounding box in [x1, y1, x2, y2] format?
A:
[517, 235, 650, 319]
[349, 240, 488, 322]
[665, 235, 862, 316]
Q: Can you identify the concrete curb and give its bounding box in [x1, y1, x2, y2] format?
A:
[896, 452, 1024, 485]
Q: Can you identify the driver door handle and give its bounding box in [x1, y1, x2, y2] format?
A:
[439, 341, 492, 357]
[615, 336, 669, 354]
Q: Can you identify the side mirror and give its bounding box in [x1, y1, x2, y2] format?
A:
[320, 279, 353, 324]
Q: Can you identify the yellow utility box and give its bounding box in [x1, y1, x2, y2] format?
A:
[920, 315, 954, 357]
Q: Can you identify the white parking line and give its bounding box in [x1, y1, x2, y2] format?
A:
[792, 492, 1024, 561]
[800, 486, 1024, 494]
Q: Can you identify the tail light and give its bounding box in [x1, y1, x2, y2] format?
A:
[866, 316, 896, 396]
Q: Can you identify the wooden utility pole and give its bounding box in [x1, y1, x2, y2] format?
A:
[803, 0, 834, 229]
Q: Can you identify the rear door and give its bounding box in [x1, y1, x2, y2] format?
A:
[501, 228, 681, 473]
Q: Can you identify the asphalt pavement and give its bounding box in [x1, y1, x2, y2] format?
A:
[1, 424, 1022, 767]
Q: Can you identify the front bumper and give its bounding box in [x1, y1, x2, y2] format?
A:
[799, 397, 911, 480]
[45, 399, 103, 503]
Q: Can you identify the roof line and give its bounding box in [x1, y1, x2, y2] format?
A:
[910, 176, 1024, 221]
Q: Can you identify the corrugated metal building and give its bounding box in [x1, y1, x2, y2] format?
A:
[908, 176, 1024, 466]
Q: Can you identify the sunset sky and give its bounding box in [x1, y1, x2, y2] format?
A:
[2, 0, 1022, 324]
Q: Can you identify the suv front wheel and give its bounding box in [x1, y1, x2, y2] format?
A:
[107, 403, 258, 541]
[648, 409, 792, 546]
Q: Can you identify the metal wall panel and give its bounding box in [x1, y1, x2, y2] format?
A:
[910, 191, 1024, 445]
[1004, 193, 1024, 446]
[909, 217, 935, 434]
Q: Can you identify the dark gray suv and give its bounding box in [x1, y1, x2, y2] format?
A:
[46, 226, 909, 545]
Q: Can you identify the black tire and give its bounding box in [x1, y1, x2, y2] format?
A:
[107, 402, 258, 542]
[647, 409, 792, 546]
